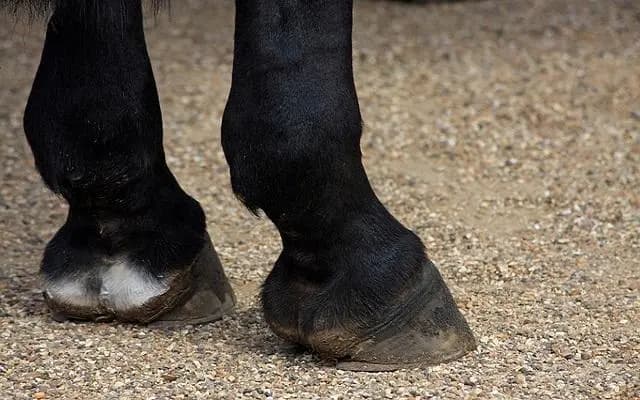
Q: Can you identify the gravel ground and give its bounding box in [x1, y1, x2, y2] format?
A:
[1, 0, 639, 399]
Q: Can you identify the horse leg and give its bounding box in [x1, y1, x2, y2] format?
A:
[23, 0, 234, 325]
[222, 0, 475, 370]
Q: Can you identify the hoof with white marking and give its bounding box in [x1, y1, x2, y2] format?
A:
[42, 233, 235, 325]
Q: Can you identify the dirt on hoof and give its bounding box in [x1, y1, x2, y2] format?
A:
[0, 0, 638, 399]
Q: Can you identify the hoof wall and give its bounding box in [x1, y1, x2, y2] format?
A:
[337, 264, 476, 370]
[149, 236, 236, 327]
[336, 331, 475, 372]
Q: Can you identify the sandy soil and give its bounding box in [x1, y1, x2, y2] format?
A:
[0, 0, 638, 399]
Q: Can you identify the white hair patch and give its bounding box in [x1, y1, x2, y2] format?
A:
[44, 259, 170, 313]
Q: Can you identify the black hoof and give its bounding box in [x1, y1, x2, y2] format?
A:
[263, 231, 476, 371]
[335, 261, 476, 371]
[43, 233, 235, 326]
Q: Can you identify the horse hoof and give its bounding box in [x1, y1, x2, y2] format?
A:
[43, 233, 235, 326]
[335, 263, 476, 371]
